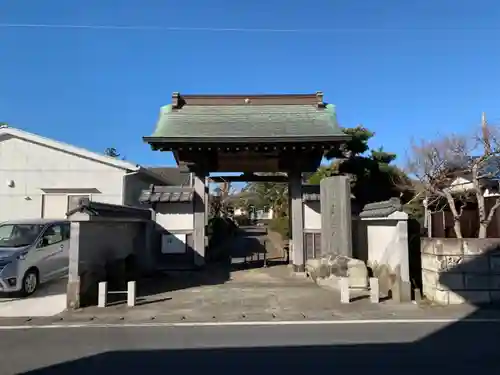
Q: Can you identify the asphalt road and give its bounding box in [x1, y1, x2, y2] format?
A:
[2, 321, 500, 374]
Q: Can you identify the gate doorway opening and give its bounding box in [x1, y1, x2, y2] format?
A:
[206, 174, 290, 273]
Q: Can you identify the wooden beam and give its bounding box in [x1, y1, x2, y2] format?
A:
[208, 174, 289, 183]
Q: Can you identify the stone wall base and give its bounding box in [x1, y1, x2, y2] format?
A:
[421, 238, 500, 305]
[305, 255, 368, 290]
[423, 268, 500, 305]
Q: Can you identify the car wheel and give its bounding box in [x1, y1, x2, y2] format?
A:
[21, 269, 39, 297]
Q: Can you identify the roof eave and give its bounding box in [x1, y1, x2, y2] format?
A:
[143, 134, 351, 146]
[133, 167, 173, 184]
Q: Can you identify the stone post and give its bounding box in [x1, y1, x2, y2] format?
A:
[67, 222, 81, 310]
[320, 176, 353, 257]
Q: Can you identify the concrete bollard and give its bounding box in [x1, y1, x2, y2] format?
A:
[263, 241, 268, 268]
[414, 288, 422, 304]
[392, 280, 412, 303]
[339, 277, 350, 304]
[369, 278, 380, 303]
[127, 281, 136, 307]
[98, 281, 107, 308]
[401, 281, 412, 303]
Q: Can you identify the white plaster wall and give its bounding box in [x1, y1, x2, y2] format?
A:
[364, 215, 409, 282]
[234, 208, 245, 216]
[0, 135, 126, 221]
[155, 202, 194, 231]
[304, 201, 321, 230]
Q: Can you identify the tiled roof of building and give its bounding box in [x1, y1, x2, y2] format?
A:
[145, 93, 346, 142]
[139, 186, 194, 203]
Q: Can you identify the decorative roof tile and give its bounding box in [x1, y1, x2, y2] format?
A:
[139, 186, 194, 203]
[303, 193, 321, 201]
[66, 198, 152, 220]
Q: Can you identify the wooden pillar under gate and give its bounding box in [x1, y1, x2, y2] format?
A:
[193, 170, 207, 267]
[289, 170, 305, 272]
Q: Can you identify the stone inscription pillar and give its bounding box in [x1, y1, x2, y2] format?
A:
[320, 176, 353, 257]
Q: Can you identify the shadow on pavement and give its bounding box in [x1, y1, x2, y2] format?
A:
[20, 319, 500, 374]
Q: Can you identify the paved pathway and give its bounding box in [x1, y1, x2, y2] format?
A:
[0, 278, 67, 317]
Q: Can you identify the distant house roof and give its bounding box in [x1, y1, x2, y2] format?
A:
[146, 167, 191, 186]
[475, 155, 500, 180]
[445, 155, 500, 181]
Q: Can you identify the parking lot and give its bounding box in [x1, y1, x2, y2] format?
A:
[0, 277, 67, 317]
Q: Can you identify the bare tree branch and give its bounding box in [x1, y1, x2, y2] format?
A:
[408, 119, 500, 238]
[406, 133, 473, 238]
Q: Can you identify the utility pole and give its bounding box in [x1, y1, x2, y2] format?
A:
[482, 112, 491, 154]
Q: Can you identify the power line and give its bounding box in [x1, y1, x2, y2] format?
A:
[0, 23, 495, 33]
[0, 23, 336, 33]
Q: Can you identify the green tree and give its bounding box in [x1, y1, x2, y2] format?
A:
[104, 147, 121, 158]
[209, 182, 233, 218]
[308, 126, 412, 207]
[244, 173, 289, 218]
[104, 147, 126, 160]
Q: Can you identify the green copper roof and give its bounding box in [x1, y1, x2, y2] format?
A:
[148, 103, 344, 140]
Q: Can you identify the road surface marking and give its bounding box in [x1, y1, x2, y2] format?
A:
[1, 318, 500, 329]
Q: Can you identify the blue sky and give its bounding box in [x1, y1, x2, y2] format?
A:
[1, 0, 500, 169]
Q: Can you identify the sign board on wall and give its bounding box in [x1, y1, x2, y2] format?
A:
[161, 233, 187, 254]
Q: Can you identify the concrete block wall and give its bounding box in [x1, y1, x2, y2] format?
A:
[67, 220, 154, 309]
[421, 238, 500, 304]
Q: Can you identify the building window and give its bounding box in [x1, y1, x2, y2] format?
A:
[67, 195, 90, 212]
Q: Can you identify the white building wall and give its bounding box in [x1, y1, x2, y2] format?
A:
[233, 208, 246, 216]
[155, 203, 194, 231]
[361, 211, 410, 285]
[303, 201, 321, 230]
[0, 135, 126, 221]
